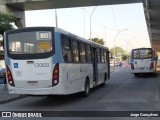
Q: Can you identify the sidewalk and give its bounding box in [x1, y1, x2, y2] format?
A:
[0, 84, 25, 104]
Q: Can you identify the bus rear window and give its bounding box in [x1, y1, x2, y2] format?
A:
[8, 31, 52, 54]
[133, 49, 152, 59]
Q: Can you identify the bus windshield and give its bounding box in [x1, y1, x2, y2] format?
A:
[133, 49, 152, 59]
[7, 31, 52, 54]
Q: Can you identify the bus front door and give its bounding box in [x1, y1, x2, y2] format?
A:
[92, 47, 98, 86]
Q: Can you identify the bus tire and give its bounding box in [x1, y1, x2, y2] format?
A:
[82, 79, 90, 97]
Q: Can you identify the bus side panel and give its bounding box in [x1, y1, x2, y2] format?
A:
[59, 63, 93, 95]
[107, 51, 110, 79]
[98, 63, 107, 84]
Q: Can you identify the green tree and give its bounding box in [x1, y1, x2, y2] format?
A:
[109, 46, 127, 57]
[0, 12, 16, 35]
[0, 12, 16, 47]
[91, 38, 104, 45]
[122, 55, 127, 61]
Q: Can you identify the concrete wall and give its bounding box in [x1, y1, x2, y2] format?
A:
[0, 1, 25, 28]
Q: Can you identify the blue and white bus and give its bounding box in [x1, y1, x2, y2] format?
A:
[4, 27, 110, 96]
[130, 48, 157, 76]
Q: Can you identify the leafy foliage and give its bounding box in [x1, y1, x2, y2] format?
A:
[122, 55, 128, 61]
[109, 46, 130, 61]
[0, 12, 16, 34]
[91, 38, 104, 45]
[109, 46, 127, 57]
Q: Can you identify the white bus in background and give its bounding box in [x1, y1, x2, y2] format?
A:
[4, 27, 110, 97]
[130, 48, 157, 76]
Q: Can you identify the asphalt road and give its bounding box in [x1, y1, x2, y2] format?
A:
[0, 66, 160, 120]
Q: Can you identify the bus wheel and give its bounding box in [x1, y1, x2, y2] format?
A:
[82, 80, 90, 97]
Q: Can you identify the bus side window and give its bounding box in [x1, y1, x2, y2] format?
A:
[147, 50, 151, 58]
[86, 44, 92, 63]
[62, 36, 72, 62]
[100, 49, 104, 63]
[96, 48, 100, 63]
[72, 40, 79, 63]
[104, 50, 106, 63]
[79, 42, 86, 63]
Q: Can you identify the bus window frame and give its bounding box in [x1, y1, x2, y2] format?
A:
[72, 39, 80, 63]
[79, 42, 86, 63]
[132, 48, 153, 59]
[6, 27, 55, 60]
[86, 44, 92, 63]
[61, 34, 73, 63]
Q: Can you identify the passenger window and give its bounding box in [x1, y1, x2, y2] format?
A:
[96, 48, 100, 63]
[104, 50, 106, 63]
[62, 35, 72, 62]
[100, 49, 104, 63]
[86, 45, 92, 63]
[72, 40, 79, 63]
[79, 43, 86, 63]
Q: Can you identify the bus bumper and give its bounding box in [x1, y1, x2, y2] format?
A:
[8, 84, 67, 95]
[131, 68, 155, 74]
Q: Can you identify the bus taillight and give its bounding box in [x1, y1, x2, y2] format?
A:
[150, 62, 154, 69]
[131, 63, 134, 70]
[52, 63, 59, 86]
[6, 65, 15, 87]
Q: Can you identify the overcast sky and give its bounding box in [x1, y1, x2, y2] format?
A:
[25, 3, 151, 52]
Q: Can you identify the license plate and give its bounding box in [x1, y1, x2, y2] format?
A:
[27, 81, 38, 86]
[140, 68, 144, 70]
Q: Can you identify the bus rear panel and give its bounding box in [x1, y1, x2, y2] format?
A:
[130, 48, 157, 75]
[5, 28, 60, 95]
